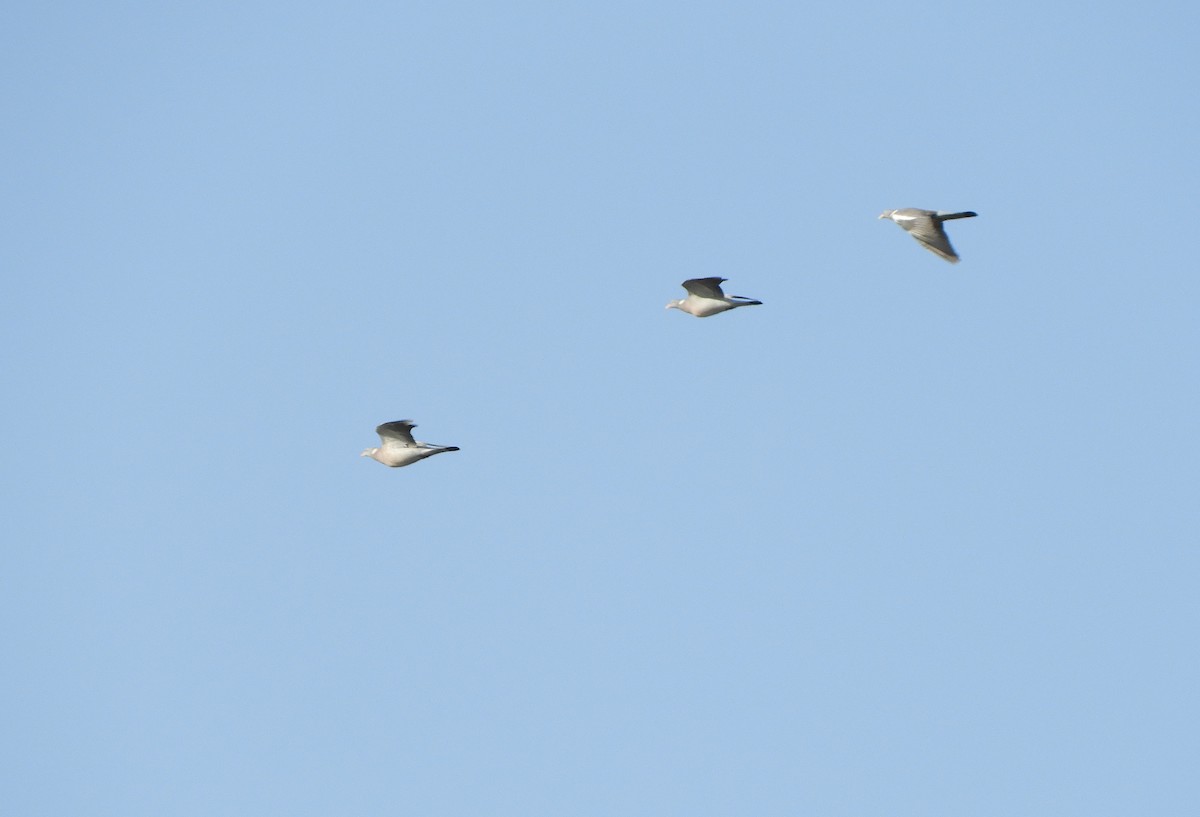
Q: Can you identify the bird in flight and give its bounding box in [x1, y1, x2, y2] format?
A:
[879, 208, 977, 263]
[666, 277, 763, 317]
[361, 420, 460, 468]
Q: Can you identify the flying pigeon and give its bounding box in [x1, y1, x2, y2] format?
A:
[879, 208, 977, 263]
[666, 277, 762, 318]
[361, 420, 460, 468]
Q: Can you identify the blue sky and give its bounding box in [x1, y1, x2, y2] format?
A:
[4, 2, 1198, 815]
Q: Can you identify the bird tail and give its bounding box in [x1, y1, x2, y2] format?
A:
[937, 211, 977, 221]
[732, 297, 763, 305]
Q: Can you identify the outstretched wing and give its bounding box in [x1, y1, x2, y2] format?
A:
[898, 213, 959, 262]
[682, 277, 728, 298]
[377, 420, 417, 448]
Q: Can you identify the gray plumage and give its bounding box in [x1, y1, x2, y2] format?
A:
[361, 420, 460, 468]
[879, 208, 977, 263]
[666, 277, 763, 318]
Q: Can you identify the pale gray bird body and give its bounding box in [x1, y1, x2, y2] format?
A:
[879, 208, 977, 263]
[361, 420, 460, 468]
[666, 277, 762, 318]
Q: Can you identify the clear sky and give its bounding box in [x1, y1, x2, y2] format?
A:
[4, 2, 1198, 815]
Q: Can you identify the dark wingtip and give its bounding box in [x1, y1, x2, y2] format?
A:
[445, 446, 461, 452]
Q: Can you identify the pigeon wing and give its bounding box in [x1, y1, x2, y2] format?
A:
[377, 420, 418, 448]
[682, 277, 728, 298]
[903, 216, 960, 262]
